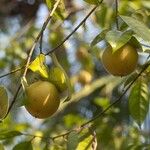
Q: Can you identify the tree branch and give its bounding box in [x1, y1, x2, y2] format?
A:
[45, 1, 103, 55]
[115, 0, 119, 30]
[23, 0, 61, 78]
[2, 0, 61, 120]
[45, 62, 150, 140]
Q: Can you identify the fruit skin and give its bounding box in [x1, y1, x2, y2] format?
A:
[102, 44, 138, 76]
[25, 81, 60, 119]
[78, 70, 92, 85]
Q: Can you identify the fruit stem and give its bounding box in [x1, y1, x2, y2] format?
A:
[21, 77, 29, 91]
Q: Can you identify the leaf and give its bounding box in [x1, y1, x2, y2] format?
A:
[120, 16, 150, 42]
[84, 0, 101, 5]
[0, 86, 9, 120]
[50, 53, 72, 102]
[13, 141, 33, 150]
[28, 54, 48, 78]
[105, 30, 133, 53]
[0, 131, 22, 140]
[77, 129, 96, 150]
[46, 0, 54, 9]
[46, 0, 67, 20]
[128, 36, 143, 51]
[49, 67, 67, 92]
[123, 72, 138, 89]
[90, 29, 108, 47]
[67, 132, 79, 150]
[129, 80, 150, 126]
[0, 143, 5, 150]
[94, 97, 110, 109]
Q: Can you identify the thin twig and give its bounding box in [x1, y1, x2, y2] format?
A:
[0, 66, 24, 79]
[2, 0, 61, 120]
[0, 7, 85, 80]
[23, 0, 61, 78]
[141, 43, 150, 48]
[40, 31, 43, 54]
[81, 63, 149, 127]
[45, 62, 150, 140]
[3, 84, 22, 119]
[45, 1, 103, 55]
[115, 0, 119, 30]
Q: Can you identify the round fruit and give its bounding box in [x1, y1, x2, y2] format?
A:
[25, 81, 60, 119]
[101, 44, 138, 76]
[78, 70, 92, 85]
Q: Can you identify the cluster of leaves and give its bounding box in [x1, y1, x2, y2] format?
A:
[0, 0, 150, 149]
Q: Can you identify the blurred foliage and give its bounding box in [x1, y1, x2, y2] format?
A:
[0, 0, 150, 149]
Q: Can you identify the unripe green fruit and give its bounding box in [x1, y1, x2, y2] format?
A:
[102, 44, 138, 76]
[25, 81, 60, 119]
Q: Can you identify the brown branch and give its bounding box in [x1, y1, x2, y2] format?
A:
[45, 62, 150, 140]
[23, 0, 61, 77]
[7, 63, 149, 140]
[0, 7, 86, 80]
[3, 84, 22, 119]
[45, 2, 103, 55]
[0, 66, 24, 79]
[2, 0, 61, 120]
[115, 0, 119, 30]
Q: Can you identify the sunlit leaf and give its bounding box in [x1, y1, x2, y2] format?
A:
[46, 0, 68, 20]
[105, 30, 133, 53]
[0, 143, 5, 150]
[129, 80, 150, 126]
[94, 97, 110, 109]
[77, 129, 97, 150]
[64, 114, 85, 128]
[90, 29, 108, 47]
[13, 141, 33, 150]
[0, 131, 22, 140]
[120, 16, 150, 42]
[0, 86, 9, 120]
[84, 0, 101, 5]
[49, 67, 67, 92]
[67, 132, 79, 150]
[28, 54, 48, 78]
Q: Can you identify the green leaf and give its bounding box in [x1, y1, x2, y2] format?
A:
[128, 36, 143, 51]
[90, 29, 108, 47]
[94, 97, 110, 109]
[13, 141, 33, 150]
[67, 132, 79, 150]
[84, 0, 101, 5]
[46, 0, 54, 8]
[49, 67, 67, 92]
[105, 30, 133, 53]
[0, 143, 5, 150]
[120, 15, 150, 42]
[129, 80, 150, 126]
[46, 0, 67, 20]
[77, 129, 96, 150]
[28, 54, 48, 78]
[0, 131, 22, 140]
[123, 72, 138, 89]
[0, 86, 9, 120]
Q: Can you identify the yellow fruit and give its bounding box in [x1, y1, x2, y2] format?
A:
[102, 44, 138, 76]
[78, 70, 92, 85]
[25, 81, 60, 119]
